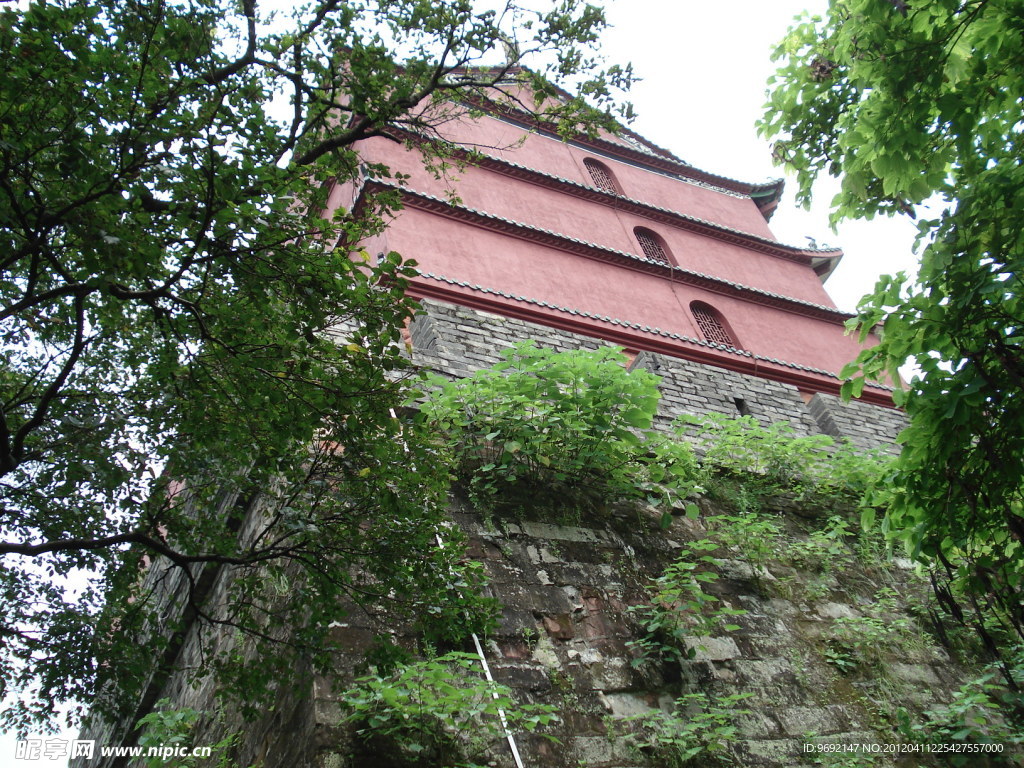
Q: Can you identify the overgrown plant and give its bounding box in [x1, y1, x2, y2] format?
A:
[419, 342, 697, 516]
[784, 515, 875, 600]
[824, 588, 917, 676]
[681, 413, 889, 510]
[629, 540, 746, 668]
[134, 700, 239, 768]
[787, 516, 858, 572]
[704, 513, 783, 588]
[896, 656, 1024, 766]
[339, 652, 558, 767]
[615, 691, 752, 767]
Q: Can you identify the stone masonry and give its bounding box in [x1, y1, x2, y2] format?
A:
[303, 302, 965, 768]
[304, 489, 997, 768]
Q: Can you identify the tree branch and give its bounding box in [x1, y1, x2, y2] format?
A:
[202, 0, 258, 85]
[10, 292, 88, 464]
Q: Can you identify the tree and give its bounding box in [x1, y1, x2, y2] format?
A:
[0, 0, 631, 731]
[761, 0, 1024, 663]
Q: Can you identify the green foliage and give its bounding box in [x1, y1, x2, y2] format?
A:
[629, 541, 746, 668]
[761, 0, 1024, 661]
[824, 588, 917, 675]
[681, 414, 888, 511]
[135, 699, 238, 768]
[339, 652, 558, 767]
[617, 691, 752, 767]
[0, 0, 632, 731]
[897, 656, 1024, 766]
[787, 516, 858, 574]
[821, 643, 858, 677]
[419, 342, 698, 516]
[704, 513, 783, 586]
[783, 515, 874, 601]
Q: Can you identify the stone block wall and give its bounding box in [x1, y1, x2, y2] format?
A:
[73, 492, 321, 768]
[807, 393, 909, 453]
[629, 350, 823, 438]
[305, 492, 994, 768]
[82, 489, 1011, 768]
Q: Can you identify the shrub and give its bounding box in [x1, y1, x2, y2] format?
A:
[679, 413, 889, 511]
[896, 658, 1024, 766]
[628, 540, 746, 668]
[616, 691, 752, 767]
[134, 700, 239, 768]
[340, 652, 558, 767]
[419, 342, 696, 516]
[823, 588, 917, 675]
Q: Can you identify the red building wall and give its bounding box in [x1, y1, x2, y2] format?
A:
[333, 101, 894, 405]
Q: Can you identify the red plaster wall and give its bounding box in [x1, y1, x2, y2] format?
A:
[353, 138, 830, 305]
[358, 119, 777, 239]
[385, 209, 868, 378]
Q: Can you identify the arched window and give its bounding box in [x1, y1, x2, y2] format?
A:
[583, 158, 620, 194]
[691, 302, 738, 348]
[633, 227, 672, 265]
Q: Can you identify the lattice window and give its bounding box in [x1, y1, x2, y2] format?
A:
[584, 158, 619, 194]
[634, 228, 670, 265]
[691, 302, 737, 348]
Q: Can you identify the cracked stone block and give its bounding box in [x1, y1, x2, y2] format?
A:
[735, 710, 781, 739]
[530, 633, 560, 669]
[520, 521, 606, 543]
[541, 613, 575, 640]
[568, 647, 604, 666]
[568, 735, 634, 766]
[776, 705, 848, 737]
[817, 601, 862, 620]
[589, 657, 638, 692]
[888, 662, 941, 685]
[602, 692, 663, 718]
[684, 636, 741, 661]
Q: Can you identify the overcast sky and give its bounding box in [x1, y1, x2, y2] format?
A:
[600, 0, 921, 313]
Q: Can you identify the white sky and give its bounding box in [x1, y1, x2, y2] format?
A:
[601, 0, 921, 313]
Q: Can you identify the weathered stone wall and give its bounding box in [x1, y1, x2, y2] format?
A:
[82, 487, 1010, 768]
[807, 393, 909, 452]
[306, 490, 994, 768]
[73, 492, 322, 768]
[295, 303, 974, 767]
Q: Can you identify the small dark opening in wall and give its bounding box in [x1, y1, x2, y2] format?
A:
[226, 492, 253, 534]
[733, 397, 751, 416]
